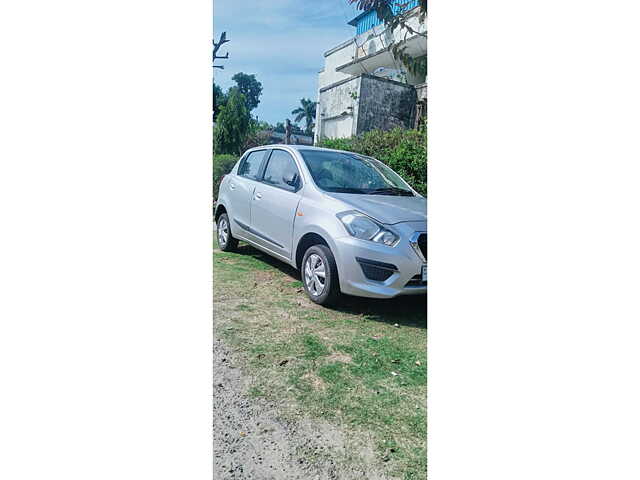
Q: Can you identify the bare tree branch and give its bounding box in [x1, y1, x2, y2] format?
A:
[213, 32, 230, 58]
[213, 32, 230, 120]
[213, 31, 230, 68]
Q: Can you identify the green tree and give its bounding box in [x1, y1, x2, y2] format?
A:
[214, 88, 250, 155]
[213, 84, 227, 121]
[241, 119, 273, 151]
[291, 98, 317, 136]
[231, 72, 263, 112]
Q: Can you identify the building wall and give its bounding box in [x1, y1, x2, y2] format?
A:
[414, 82, 427, 128]
[356, 75, 416, 134]
[318, 8, 425, 93]
[316, 74, 416, 141]
[315, 7, 426, 142]
[316, 76, 362, 141]
[353, 24, 394, 61]
[388, 8, 425, 45]
[318, 40, 356, 90]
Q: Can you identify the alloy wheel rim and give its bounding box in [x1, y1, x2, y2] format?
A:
[304, 254, 326, 296]
[218, 218, 228, 246]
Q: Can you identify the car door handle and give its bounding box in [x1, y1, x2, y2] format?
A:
[229, 183, 236, 190]
[254, 192, 262, 200]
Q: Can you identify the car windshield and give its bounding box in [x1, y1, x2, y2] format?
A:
[299, 150, 414, 195]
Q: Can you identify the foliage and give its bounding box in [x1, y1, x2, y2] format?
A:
[242, 129, 272, 152]
[348, 0, 427, 78]
[214, 87, 250, 155]
[232, 72, 263, 112]
[274, 121, 305, 135]
[213, 84, 227, 121]
[349, 0, 426, 19]
[239, 118, 276, 151]
[318, 126, 427, 196]
[291, 98, 317, 136]
[253, 120, 273, 131]
[213, 154, 239, 200]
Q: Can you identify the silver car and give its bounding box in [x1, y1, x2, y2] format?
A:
[214, 145, 426, 306]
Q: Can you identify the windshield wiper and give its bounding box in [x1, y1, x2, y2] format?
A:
[328, 187, 369, 194]
[367, 187, 414, 196]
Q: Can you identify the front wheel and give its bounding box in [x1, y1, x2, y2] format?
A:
[302, 245, 341, 306]
[216, 213, 238, 252]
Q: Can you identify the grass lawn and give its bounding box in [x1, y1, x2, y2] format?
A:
[214, 238, 427, 479]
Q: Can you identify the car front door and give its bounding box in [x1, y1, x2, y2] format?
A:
[227, 149, 269, 237]
[250, 149, 303, 260]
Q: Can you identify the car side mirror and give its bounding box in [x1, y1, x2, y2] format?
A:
[283, 172, 298, 188]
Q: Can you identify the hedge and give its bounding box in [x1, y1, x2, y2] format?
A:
[318, 127, 427, 197]
[213, 154, 239, 200]
[213, 127, 427, 201]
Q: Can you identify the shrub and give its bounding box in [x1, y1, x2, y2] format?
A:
[319, 127, 427, 197]
[213, 154, 239, 200]
[242, 129, 272, 152]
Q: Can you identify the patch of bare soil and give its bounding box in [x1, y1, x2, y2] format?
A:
[325, 352, 352, 364]
[252, 270, 278, 287]
[214, 336, 388, 480]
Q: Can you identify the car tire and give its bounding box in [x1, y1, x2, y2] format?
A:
[216, 213, 238, 252]
[302, 244, 341, 306]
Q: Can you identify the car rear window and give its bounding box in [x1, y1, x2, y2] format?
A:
[262, 150, 300, 191]
[238, 150, 267, 180]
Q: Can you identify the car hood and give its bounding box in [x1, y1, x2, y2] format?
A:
[325, 192, 427, 225]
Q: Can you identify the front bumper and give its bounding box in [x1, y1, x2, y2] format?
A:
[333, 234, 426, 299]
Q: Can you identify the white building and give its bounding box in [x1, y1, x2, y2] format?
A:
[315, 2, 427, 142]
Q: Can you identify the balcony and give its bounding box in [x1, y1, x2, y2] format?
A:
[339, 3, 426, 80]
[336, 34, 425, 78]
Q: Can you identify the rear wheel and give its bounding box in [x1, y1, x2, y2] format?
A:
[302, 245, 341, 306]
[216, 213, 238, 252]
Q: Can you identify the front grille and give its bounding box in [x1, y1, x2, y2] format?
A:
[359, 263, 394, 281]
[356, 257, 397, 282]
[417, 233, 427, 262]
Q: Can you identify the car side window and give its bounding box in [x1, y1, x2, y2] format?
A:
[262, 150, 301, 191]
[238, 150, 266, 180]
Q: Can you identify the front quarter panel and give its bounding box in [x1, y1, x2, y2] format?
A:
[294, 195, 348, 252]
[293, 190, 426, 299]
[292, 194, 353, 290]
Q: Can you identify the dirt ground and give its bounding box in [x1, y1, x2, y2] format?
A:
[213, 335, 388, 480]
[213, 242, 426, 479]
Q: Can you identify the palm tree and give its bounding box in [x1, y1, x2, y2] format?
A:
[291, 98, 317, 136]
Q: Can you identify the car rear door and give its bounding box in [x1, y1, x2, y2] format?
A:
[250, 149, 303, 260]
[226, 149, 269, 237]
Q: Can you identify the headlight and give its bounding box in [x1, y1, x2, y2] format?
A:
[337, 211, 399, 246]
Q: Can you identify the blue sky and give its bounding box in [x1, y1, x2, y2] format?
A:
[214, 0, 359, 126]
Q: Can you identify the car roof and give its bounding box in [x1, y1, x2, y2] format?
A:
[246, 144, 368, 157]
